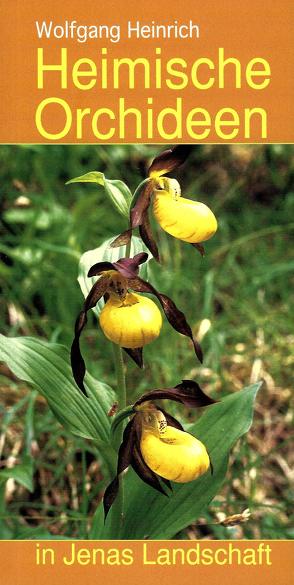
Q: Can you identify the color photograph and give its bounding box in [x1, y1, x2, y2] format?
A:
[0, 143, 293, 540]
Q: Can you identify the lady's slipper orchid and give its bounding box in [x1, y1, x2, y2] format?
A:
[71, 253, 203, 395]
[112, 145, 217, 261]
[104, 379, 217, 519]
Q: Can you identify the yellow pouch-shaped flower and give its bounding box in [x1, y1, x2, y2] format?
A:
[140, 424, 210, 482]
[99, 292, 162, 348]
[71, 252, 203, 395]
[103, 379, 216, 519]
[153, 190, 218, 244]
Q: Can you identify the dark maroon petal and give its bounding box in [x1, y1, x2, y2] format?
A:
[113, 252, 148, 279]
[135, 380, 217, 409]
[191, 242, 205, 257]
[88, 253, 148, 280]
[87, 261, 117, 277]
[103, 420, 136, 520]
[129, 276, 203, 363]
[117, 420, 136, 474]
[139, 210, 160, 262]
[122, 347, 144, 368]
[71, 317, 87, 396]
[175, 380, 217, 407]
[84, 275, 111, 311]
[148, 145, 192, 177]
[192, 337, 204, 364]
[71, 276, 110, 395]
[160, 477, 173, 491]
[131, 444, 168, 496]
[110, 229, 133, 248]
[154, 292, 203, 363]
[103, 476, 119, 521]
[130, 180, 153, 228]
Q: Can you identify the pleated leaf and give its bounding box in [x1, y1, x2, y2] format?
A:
[90, 382, 261, 539]
[66, 171, 132, 218]
[0, 335, 115, 446]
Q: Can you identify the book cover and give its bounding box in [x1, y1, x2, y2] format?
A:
[0, 1, 293, 584]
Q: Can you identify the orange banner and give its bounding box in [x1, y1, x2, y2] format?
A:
[1, 540, 293, 585]
[0, 0, 293, 143]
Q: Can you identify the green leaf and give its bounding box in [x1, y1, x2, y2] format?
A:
[105, 179, 132, 217]
[0, 456, 34, 492]
[0, 335, 115, 447]
[66, 171, 132, 218]
[66, 171, 105, 186]
[78, 236, 151, 316]
[91, 382, 261, 539]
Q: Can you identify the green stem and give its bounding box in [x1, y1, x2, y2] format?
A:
[125, 239, 131, 259]
[107, 219, 133, 538]
[112, 343, 127, 419]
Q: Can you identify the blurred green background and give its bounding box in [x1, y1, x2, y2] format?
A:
[0, 144, 293, 539]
